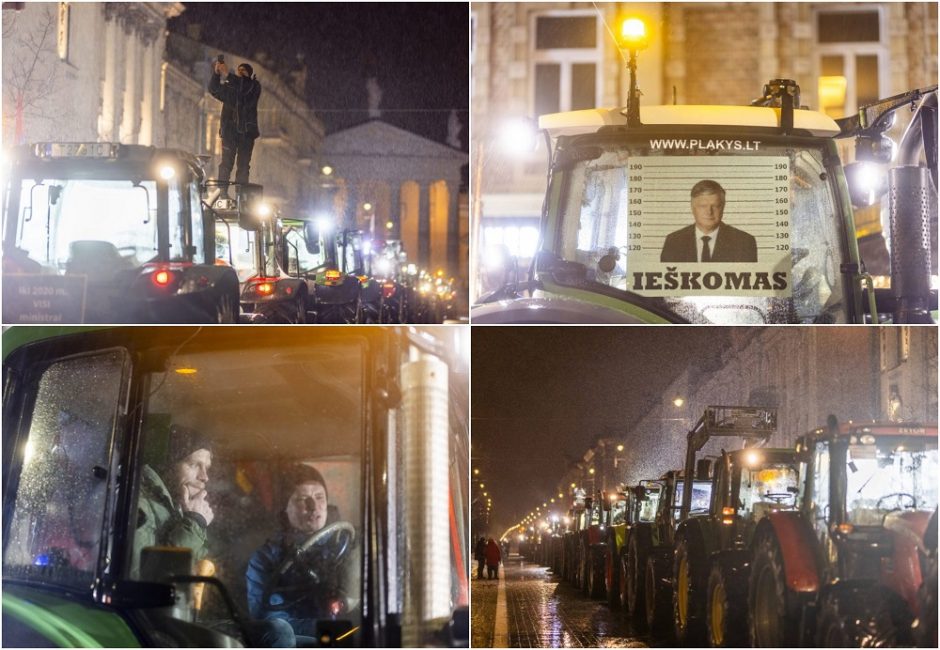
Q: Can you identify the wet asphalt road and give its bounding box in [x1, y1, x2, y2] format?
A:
[472, 554, 661, 648]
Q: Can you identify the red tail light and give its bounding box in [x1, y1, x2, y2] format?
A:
[325, 269, 341, 281]
[382, 282, 396, 298]
[153, 270, 173, 286]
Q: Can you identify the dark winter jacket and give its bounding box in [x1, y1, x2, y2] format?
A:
[208, 72, 261, 140]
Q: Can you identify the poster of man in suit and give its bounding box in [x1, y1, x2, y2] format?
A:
[660, 180, 757, 263]
[623, 154, 792, 297]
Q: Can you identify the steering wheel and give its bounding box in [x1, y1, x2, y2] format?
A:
[876, 492, 917, 512]
[262, 521, 356, 612]
[763, 492, 795, 505]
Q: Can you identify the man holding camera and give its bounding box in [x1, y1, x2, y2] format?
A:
[209, 57, 262, 190]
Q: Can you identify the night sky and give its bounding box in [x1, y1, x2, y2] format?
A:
[472, 327, 723, 535]
[169, 3, 468, 147]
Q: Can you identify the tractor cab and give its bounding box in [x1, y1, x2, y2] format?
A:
[2, 326, 470, 647]
[277, 217, 360, 323]
[473, 74, 938, 325]
[2, 143, 242, 323]
[337, 230, 382, 323]
[213, 195, 307, 324]
[797, 421, 938, 582]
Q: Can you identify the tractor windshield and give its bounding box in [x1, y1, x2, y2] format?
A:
[737, 463, 801, 521]
[128, 334, 364, 642]
[843, 436, 939, 526]
[546, 137, 848, 323]
[8, 178, 187, 274]
[636, 485, 661, 522]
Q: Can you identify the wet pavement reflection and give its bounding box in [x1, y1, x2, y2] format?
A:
[472, 554, 659, 648]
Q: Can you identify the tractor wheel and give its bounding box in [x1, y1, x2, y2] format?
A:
[606, 545, 620, 608]
[645, 551, 672, 634]
[673, 533, 708, 645]
[748, 533, 799, 648]
[816, 588, 914, 648]
[590, 546, 606, 599]
[579, 543, 590, 594]
[213, 290, 237, 324]
[707, 561, 747, 647]
[626, 529, 652, 627]
[619, 551, 630, 615]
[915, 551, 937, 647]
[294, 290, 307, 324]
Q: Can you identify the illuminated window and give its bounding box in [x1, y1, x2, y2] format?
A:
[815, 8, 885, 118]
[531, 12, 601, 117]
[57, 3, 70, 61]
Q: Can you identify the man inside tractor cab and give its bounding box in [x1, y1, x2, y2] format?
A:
[133, 425, 215, 577]
[246, 464, 358, 647]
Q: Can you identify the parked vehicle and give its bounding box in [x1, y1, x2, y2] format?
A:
[748, 419, 938, 647]
[2, 326, 470, 647]
[3, 143, 243, 323]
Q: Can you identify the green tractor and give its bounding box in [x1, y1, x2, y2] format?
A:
[2, 326, 470, 647]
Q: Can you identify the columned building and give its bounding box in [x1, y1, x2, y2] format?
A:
[319, 120, 468, 279]
[2, 2, 182, 145]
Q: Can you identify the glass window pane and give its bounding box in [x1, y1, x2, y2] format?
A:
[571, 63, 596, 111]
[818, 12, 880, 43]
[535, 16, 596, 49]
[821, 55, 844, 77]
[856, 54, 880, 106]
[3, 351, 126, 589]
[535, 63, 561, 117]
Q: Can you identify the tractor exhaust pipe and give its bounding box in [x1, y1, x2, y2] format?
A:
[889, 165, 934, 323]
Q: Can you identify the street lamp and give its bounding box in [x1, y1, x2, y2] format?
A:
[673, 397, 685, 407]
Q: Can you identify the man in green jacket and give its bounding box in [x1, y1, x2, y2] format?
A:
[132, 425, 213, 578]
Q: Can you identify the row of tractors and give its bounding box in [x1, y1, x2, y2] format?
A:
[2, 142, 459, 324]
[528, 406, 938, 647]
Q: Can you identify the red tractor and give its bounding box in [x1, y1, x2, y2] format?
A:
[749, 419, 938, 647]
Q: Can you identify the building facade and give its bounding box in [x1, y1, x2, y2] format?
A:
[2, 2, 183, 145]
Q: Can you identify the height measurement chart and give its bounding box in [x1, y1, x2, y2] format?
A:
[625, 155, 792, 297]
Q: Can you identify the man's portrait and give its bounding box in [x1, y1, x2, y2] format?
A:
[659, 180, 758, 263]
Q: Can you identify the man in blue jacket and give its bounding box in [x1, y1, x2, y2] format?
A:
[246, 465, 356, 646]
[209, 59, 262, 189]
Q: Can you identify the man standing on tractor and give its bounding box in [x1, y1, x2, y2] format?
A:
[209, 56, 262, 191]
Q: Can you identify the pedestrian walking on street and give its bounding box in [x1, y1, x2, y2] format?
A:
[474, 536, 487, 579]
[209, 57, 262, 190]
[485, 537, 501, 579]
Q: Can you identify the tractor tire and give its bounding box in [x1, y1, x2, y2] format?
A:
[914, 551, 937, 647]
[626, 528, 652, 627]
[645, 550, 673, 634]
[707, 560, 748, 647]
[816, 587, 914, 648]
[294, 290, 307, 324]
[213, 289, 238, 324]
[748, 533, 799, 648]
[589, 545, 606, 599]
[673, 532, 708, 645]
[606, 544, 620, 608]
[619, 551, 631, 615]
[579, 543, 591, 594]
